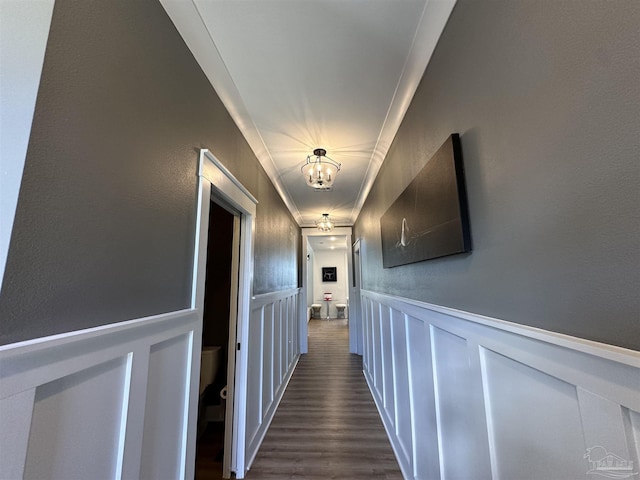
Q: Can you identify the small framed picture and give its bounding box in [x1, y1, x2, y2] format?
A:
[322, 267, 337, 282]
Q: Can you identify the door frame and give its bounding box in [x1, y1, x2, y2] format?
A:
[188, 148, 257, 478]
[299, 227, 356, 354]
[352, 238, 363, 355]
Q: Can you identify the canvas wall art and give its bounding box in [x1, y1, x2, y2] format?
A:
[380, 134, 471, 268]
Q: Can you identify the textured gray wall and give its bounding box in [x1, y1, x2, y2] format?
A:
[0, 0, 299, 346]
[353, 0, 639, 350]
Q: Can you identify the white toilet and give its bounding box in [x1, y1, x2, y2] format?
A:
[200, 346, 221, 396]
[199, 346, 226, 429]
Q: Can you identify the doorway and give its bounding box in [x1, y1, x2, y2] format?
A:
[195, 201, 238, 480]
[307, 235, 349, 320]
[190, 148, 258, 479]
[300, 227, 358, 354]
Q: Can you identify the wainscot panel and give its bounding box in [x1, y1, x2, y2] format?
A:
[0, 309, 200, 480]
[245, 288, 301, 470]
[361, 290, 640, 480]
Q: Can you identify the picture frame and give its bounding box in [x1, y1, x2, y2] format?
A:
[322, 267, 337, 282]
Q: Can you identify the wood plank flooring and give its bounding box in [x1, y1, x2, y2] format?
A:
[245, 319, 403, 479]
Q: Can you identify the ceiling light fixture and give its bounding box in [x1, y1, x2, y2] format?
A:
[301, 148, 341, 191]
[315, 213, 334, 232]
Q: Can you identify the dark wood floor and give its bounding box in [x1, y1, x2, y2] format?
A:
[245, 319, 403, 479]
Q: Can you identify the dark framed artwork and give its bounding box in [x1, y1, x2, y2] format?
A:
[322, 267, 337, 282]
[380, 134, 472, 268]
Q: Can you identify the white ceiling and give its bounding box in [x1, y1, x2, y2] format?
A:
[161, 0, 456, 227]
[307, 234, 348, 252]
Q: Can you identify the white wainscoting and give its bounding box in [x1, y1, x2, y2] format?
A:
[361, 290, 640, 480]
[0, 309, 201, 480]
[0, 287, 302, 480]
[245, 288, 301, 471]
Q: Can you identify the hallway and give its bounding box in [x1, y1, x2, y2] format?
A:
[245, 319, 403, 479]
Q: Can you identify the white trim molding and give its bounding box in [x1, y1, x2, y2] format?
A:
[360, 290, 640, 480]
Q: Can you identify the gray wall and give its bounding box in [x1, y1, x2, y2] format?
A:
[254, 170, 301, 295]
[353, 0, 639, 350]
[0, 0, 299, 346]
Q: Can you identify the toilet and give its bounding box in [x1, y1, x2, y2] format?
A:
[200, 346, 221, 396]
[310, 304, 322, 319]
[198, 346, 223, 433]
[336, 304, 347, 319]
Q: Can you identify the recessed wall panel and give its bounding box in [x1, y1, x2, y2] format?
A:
[578, 387, 638, 464]
[24, 357, 128, 479]
[246, 310, 264, 442]
[288, 297, 297, 361]
[273, 300, 283, 384]
[363, 299, 372, 371]
[391, 309, 412, 466]
[407, 316, 439, 480]
[380, 305, 395, 420]
[482, 349, 586, 479]
[262, 304, 274, 417]
[373, 304, 383, 390]
[283, 298, 290, 364]
[140, 334, 190, 480]
[626, 408, 640, 463]
[431, 327, 475, 480]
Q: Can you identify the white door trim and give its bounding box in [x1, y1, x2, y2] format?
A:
[189, 148, 257, 478]
[222, 214, 241, 476]
[352, 238, 363, 355]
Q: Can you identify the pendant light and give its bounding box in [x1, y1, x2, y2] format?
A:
[301, 148, 341, 191]
[315, 213, 334, 232]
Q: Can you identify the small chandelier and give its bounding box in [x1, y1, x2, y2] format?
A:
[301, 148, 341, 191]
[316, 213, 334, 232]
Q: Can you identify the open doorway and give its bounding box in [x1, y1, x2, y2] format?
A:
[300, 227, 358, 354]
[307, 235, 349, 320]
[189, 148, 257, 479]
[195, 200, 237, 479]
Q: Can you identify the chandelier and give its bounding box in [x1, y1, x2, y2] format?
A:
[315, 213, 334, 232]
[301, 148, 341, 191]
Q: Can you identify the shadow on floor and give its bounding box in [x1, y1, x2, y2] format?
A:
[195, 422, 225, 480]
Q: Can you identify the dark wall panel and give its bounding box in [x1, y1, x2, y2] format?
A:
[353, 0, 639, 350]
[0, 0, 299, 345]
